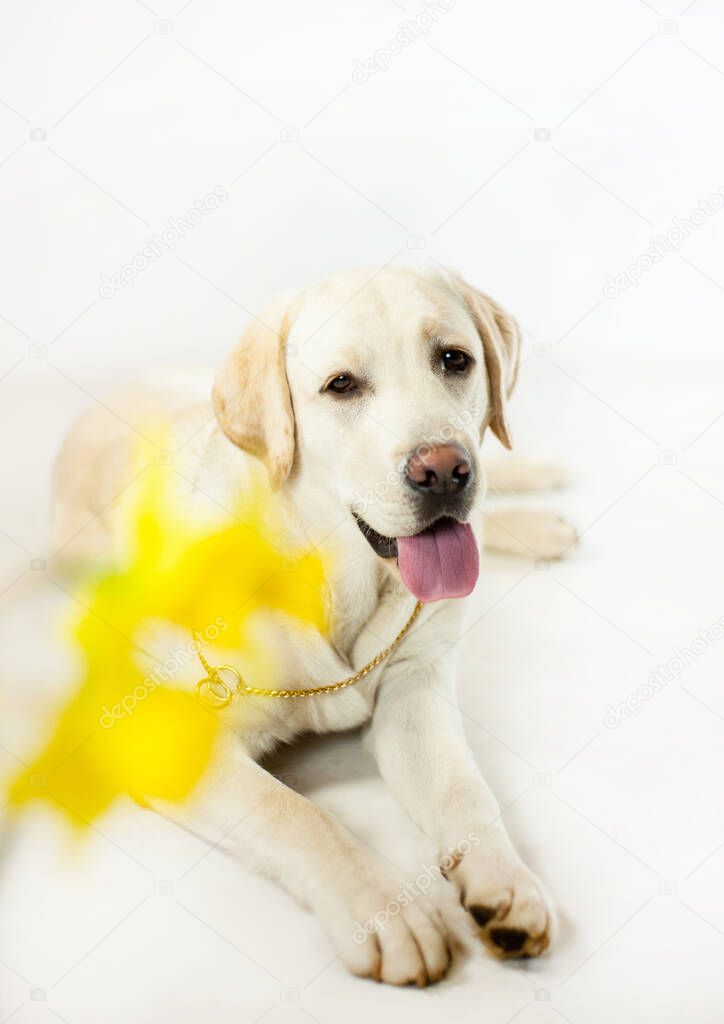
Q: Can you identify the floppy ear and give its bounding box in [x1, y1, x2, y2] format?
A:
[448, 273, 522, 449]
[213, 298, 296, 489]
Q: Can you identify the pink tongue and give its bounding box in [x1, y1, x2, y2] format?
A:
[397, 520, 479, 602]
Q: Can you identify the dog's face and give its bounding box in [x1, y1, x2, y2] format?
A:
[213, 267, 520, 602]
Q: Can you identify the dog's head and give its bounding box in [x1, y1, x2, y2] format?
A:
[213, 267, 520, 602]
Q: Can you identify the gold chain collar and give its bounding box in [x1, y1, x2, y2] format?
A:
[194, 600, 424, 709]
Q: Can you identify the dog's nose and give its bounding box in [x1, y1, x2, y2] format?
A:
[406, 444, 472, 496]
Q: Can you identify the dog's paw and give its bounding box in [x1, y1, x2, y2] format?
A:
[447, 848, 556, 960]
[484, 506, 578, 560]
[518, 507, 578, 560]
[317, 869, 451, 986]
[484, 456, 571, 495]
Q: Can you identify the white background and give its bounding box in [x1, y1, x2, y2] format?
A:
[2, 0, 724, 1021]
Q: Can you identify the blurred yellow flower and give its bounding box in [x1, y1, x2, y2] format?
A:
[8, 442, 328, 827]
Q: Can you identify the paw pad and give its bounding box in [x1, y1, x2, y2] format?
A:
[490, 927, 528, 953]
[469, 905, 496, 927]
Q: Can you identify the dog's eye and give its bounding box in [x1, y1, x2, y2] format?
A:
[442, 349, 471, 373]
[324, 373, 358, 395]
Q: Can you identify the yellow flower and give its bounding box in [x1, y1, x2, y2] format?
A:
[8, 445, 328, 827]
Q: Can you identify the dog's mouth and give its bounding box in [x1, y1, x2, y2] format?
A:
[353, 513, 479, 603]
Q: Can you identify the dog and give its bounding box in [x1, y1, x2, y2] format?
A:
[52, 265, 576, 986]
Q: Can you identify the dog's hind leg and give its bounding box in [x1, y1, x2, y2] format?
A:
[482, 455, 570, 495]
[482, 506, 578, 560]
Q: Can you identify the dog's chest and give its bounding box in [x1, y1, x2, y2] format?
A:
[228, 580, 416, 758]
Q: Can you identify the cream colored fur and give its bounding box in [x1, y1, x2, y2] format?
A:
[52, 267, 574, 985]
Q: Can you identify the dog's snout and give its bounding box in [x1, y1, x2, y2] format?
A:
[406, 443, 472, 496]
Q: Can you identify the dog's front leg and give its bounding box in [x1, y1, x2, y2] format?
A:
[150, 736, 450, 986]
[365, 660, 556, 959]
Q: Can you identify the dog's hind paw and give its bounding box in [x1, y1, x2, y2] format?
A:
[484, 506, 578, 560]
[484, 456, 571, 495]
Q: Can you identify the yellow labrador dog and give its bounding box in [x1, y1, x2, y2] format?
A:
[53, 266, 574, 986]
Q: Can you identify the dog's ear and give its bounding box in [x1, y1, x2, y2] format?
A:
[448, 273, 522, 449]
[213, 297, 296, 489]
